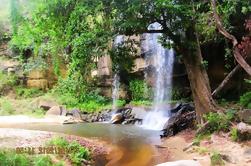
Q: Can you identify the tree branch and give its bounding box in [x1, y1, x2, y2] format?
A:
[211, 0, 251, 75]
[212, 64, 241, 97]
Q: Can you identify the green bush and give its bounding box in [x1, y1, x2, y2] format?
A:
[210, 151, 224, 166]
[48, 137, 91, 165]
[115, 99, 126, 107]
[15, 86, 44, 98]
[68, 141, 90, 164]
[204, 112, 231, 134]
[48, 137, 69, 148]
[33, 156, 53, 166]
[130, 100, 152, 106]
[240, 91, 251, 108]
[0, 150, 30, 166]
[0, 71, 17, 94]
[129, 79, 151, 101]
[53, 73, 109, 112]
[0, 98, 15, 115]
[230, 128, 238, 142]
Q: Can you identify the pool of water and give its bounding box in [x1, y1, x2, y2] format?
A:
[0, 122, 163, 166]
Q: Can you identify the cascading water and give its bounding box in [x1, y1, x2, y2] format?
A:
[111, 35, 123, 112]
[142, 22, 175, 130]
[112, 73, 120, 111]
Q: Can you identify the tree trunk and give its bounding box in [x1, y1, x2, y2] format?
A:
[182, 50, 220, 123]
[181, 28, 222, 123]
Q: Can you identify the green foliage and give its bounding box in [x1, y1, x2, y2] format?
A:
[115, 100, 126, 107]
[203, 112, 231, 134]
[0, 72, 17, 94]
[129, 79, 151, 101]
[0, 149, 62, 166]
[193, 133, 211, 146]
[210, 151, 224, 166]
[240, 92, 251, 108]
[15, 86, 44, 99]
[49, 137, 91, 165]
[201, 60, 209, 69]
[0, 98, 15, 115]
[130, 100, 152, 106]
[0, 150, 30, 166]
[171, 87, 183, 100]
[230, 128, 238, 142]
[110, 38, 137, 73]
[68, 141, 91, 164]
[33, 156, 53, 166]
[48, 137, 69, 148]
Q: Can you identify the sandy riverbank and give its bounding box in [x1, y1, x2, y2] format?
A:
[0, 128, 117, 165]
[157, 129, 251, 166]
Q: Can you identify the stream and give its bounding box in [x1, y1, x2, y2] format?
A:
[0, 122, 164, 166]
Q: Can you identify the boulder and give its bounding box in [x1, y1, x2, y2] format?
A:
[236, 122, 251, 141]
[156, 160, 201, 166]
[66, 109, 82, 120]
[46, 106, 63, 116]
[110, 113, 124, 124]
[238, 109, 251, 124]
[38, 100, 59, 111]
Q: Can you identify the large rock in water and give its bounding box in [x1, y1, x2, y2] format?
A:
[110, 113, 124, 124]
[156, 160, 201, 166]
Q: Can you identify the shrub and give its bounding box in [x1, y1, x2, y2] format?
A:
[0, 71, 17, 94]
[204, 112, 231, 134]
[48, 137, 91, 165]
[240, 92, 251, 108]
[210, 151, 224, 166]
[15, 86, 44, 98]
[115, 99, 126, 107]
[68, 141, 91, 164]
[130, 100, 152, 106]
[230, 128, 238, 142]
[48, 137, 69, 148]
[33, 156, 53, 166]
[0, 98, 15, 115]
[129, 79, 151, 101]
[0, 150, 30, 166]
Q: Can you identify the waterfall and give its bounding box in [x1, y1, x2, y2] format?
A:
[112, 73, 120, 111]
[142, 22, 175, 130]
[111, 35, 123, 111]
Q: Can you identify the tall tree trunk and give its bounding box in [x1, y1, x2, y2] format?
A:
[181, 27, 222, 123]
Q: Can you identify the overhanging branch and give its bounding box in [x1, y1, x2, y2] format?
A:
[211, 0, 251, 75]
